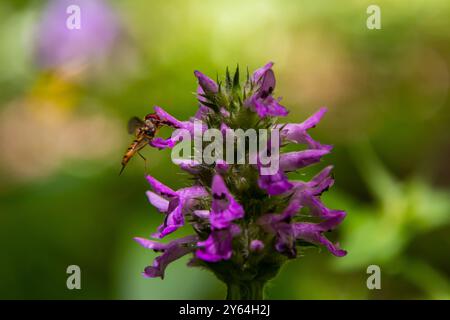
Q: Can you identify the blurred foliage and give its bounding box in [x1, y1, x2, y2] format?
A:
[0, 0, 449, 299]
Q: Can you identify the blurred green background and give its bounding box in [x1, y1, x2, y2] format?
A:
[0, 0, 449, 299]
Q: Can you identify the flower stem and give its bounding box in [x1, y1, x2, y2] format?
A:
[226, 281, 265, 300]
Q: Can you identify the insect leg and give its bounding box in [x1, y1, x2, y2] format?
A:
[138, 151, 148, 173]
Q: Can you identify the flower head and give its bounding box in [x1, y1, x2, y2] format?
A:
[133, 63, 347, 298]
[245, 62, 288, 118]
[145, 175, 208, 238]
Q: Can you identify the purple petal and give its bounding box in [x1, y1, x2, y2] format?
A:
[153, 106, 184, 128]
[246, 62, 288, 118]
[196, 225, 241, 262]
[307, 165, 335, 195]
[194, 104, 212, 119]
[220, 108, 230, 117]
[258, 169, 293, 195]
[210, 175, 245, 229]
[220, 123, 230, 136]
[274, 223, 297, 258]
[293, 212, 347, 257]
[299, 193, 340, 219]
[258, 211, 296, 257]
[173, 159, 202, 174]
[150, 128, 192, 150]
[298, 107, 328, 131]
[215, 159, 229, 173]
[281, 196, 302, 217]
[258, 199, 346, 258]
[146, 191, 169, 212]
[193, 210, 210, 219]
[194, 70, 218, 93]
[278, 108, 332, 149]
[149, 137, 176, 149]
[280, 149, 330, 172]
[134, 237, 168, 251]
[251, 62, 274, 83]
[140, 235, 198, 278]
[248, 95, 288, 118]
[259, 69, 276, 95]
[152, 204, 184, 238]
[179, 185, 208, 198]
[153, 186, 207, 238]
[250, 240, 264, 252]
[146, 175, 177, 197]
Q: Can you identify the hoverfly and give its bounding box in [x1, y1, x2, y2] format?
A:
[120, 113, 168, 174]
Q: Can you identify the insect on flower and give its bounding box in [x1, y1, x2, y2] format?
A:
[120, 113, 171, 174]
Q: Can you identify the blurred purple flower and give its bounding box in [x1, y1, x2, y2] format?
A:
[36, 0, 120, 69]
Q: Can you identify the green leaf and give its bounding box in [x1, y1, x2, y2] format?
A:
[225, 67, 232, 90]
[233, 65, 240, 90]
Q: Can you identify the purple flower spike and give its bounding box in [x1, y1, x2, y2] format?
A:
[135, 235, 198, 279]
[194, 70, 219, 93]
[210, 174, 244, 229]
[196, 225, 241, 262]
[134, 64, 346, 294]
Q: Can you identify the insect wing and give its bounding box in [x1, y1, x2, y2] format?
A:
[127, 116, 145, 134]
